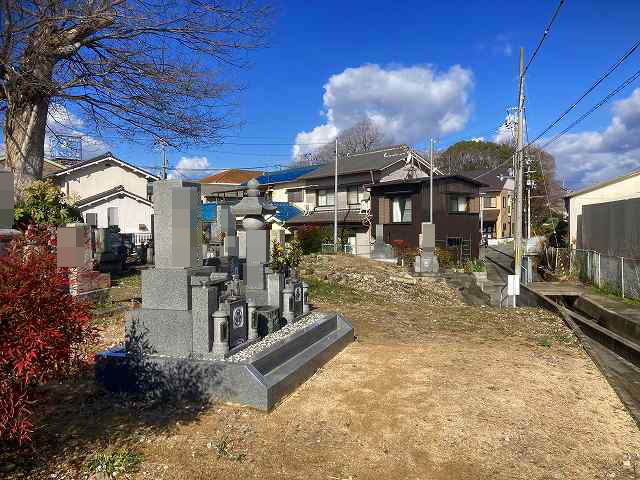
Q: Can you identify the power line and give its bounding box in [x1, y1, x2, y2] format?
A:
[529, 38, 640, 145]
[540, 67, 640, 150]
[523, 0, 565, 75]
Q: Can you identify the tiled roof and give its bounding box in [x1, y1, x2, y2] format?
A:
[298, 145, 413, 180]
[287, 209, 365, 225]
[75, 185, 152, 207]
[249, 166, 320, 185]
[44, 152, 159, 180]
[460, 168, 511, 191]
[197, 169, 262, 184]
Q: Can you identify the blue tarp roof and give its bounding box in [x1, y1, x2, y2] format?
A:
[201, 201, 302, 223]
[202, 203, 217, 222]
[271, 202, 302, 222]
[247, 166, 319, 185]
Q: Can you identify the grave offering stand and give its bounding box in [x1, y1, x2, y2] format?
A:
[96, 179, 353, 410]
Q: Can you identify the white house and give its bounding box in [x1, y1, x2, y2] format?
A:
[564, 168, 640, 248]
[46, 152, 159, 240]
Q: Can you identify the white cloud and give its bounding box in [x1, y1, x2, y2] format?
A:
[471, 137, 485, 142]
[546, 88, 640, 188]
[495, 110, 518, 144]
[168, 155, 212, 179]
[293, 63, 474, 157]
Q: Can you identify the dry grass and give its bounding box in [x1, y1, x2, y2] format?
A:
[4, 255, 640, 479]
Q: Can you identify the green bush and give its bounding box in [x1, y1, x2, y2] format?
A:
[14, 179, 82, 228]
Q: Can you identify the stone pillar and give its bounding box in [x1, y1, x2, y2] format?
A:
[267, 271, 284, 311]
[247, 299, 258, 341]
[152, 180, 202, 269]
[282, 285, 294, 324]
[302, 282, 310, 314]
[212, 309, 229, 356]
[0, 169, 21, 257]
[192, 284, 219, 356]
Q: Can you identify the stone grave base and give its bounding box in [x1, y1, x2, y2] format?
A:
[95, 313, 353, 411]
[73, 287, 110, 304]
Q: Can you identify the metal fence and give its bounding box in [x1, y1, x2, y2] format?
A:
[570, 248, 640, 300]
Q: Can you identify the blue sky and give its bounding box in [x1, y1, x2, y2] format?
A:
[42, 1, 640, 188]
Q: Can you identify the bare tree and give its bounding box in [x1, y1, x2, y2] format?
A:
[0, 0, 271, 195]
[293, 118, 385, 166]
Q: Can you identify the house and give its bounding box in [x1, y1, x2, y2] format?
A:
[564, 167, 640, 254]
[198, 169, 262, 202]
[0, 157, 65, 176]
[287, 144, 443, 230]
[461, 168, 514, 242]
[45, 152, 158, 240]
[369, 175, 485, 259]
[249, 165, 320, 209]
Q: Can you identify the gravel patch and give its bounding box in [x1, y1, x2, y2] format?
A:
[223, 311, 331, 363]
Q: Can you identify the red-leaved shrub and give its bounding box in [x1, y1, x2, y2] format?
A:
[0, 225, 95, 444]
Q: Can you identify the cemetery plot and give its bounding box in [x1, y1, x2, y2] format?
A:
[7, 254, 640, 480]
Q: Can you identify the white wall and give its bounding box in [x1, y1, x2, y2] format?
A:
[55, 161, 151, 200]
[80, 194, 153, 234]
[270, 180, 306, 209]
[569, 173, 640, 246]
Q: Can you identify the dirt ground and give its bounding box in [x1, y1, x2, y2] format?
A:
[4, 255, 640, 479]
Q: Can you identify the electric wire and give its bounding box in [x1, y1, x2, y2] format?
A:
[529, 38, 640, 145]
[523, 0, 565, 76]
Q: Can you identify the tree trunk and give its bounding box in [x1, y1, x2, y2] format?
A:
[3, 93, 49, 199]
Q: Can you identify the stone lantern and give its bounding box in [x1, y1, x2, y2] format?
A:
[231, 179, 276, 302]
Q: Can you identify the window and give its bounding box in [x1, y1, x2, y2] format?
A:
[483, 195, 496, 208]
[317, 189, 334, 207]
[107, 207, 119, 227]
[392, 196, 412, 223]
[502, 196, 508, 208]
[347, 185, 364, 205]
[447, 237, 462, 248]
[448, 195, 469, 213]
[287, 189, 303, 203]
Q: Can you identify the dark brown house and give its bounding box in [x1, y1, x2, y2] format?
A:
[369, 175, 485, 258]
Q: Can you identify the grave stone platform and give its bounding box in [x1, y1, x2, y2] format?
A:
[96, 312, 353, 410]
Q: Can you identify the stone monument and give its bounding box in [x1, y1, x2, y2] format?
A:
[231, 179, 275, 306]
[0, 170, 21, 257]
[414, 222, 439, 274]
[96, 178, 353, 411]
[370, 224, 395, 260]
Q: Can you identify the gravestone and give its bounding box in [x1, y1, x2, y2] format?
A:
[415, 222, 439, 274]
[226, 299, 248, 349]
[371, 224, 394, 260]
[292, 281, 304, 317]
[0, 170, 21, 257]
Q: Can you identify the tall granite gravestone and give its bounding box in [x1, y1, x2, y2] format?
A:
[231, 179, 275, 306]
[415, 222, 439, 274]
[128, 180, 222, 358]
[370, 224, 394, 260]
[0, 170, 21, 257]
[219, 205, 239, 257]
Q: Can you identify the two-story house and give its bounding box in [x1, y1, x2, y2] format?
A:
[45, 152, 158, 241]
[462, 168, 514, 242]
[287, 144, 442, 230]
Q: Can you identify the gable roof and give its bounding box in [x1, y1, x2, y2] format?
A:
[75, 185, 153, 208]
[197, 169, 262, 184]
[250, 166, 320, 185]
[298, 144, 443, 180]
[44, 152, 159, 180]
[460, 168, 512, 191]
[368, 174, 488, 189]
[564, 167, 640, 199]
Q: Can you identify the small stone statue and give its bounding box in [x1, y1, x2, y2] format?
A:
[224, 273, 242, 299]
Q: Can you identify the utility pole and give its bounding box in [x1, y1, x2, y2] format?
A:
[159, 139, 168, 180]
[514, 47, 525, 297]
[334, 138, 338, 253]
[429, 138, 434, 223]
